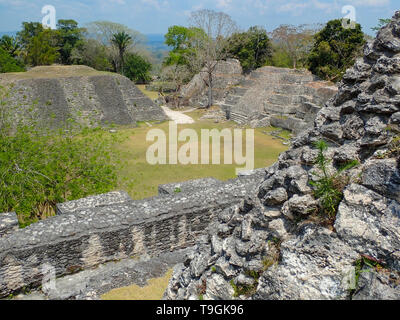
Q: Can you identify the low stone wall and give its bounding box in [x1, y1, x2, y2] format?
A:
[0, 173, 265, 297]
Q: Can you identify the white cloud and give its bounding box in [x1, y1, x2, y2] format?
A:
[140, 0, 168, 11]
[341, 0, 390, 7]
[216, 0, 232, 9]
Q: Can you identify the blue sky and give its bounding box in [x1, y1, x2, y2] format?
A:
[0, 0, 397, 35]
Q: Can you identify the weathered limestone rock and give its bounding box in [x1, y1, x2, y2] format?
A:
[0, 172, 264, 298]
[0, 213, 19, 238]
[164, 11, 400, 301]
[56, 191, 133, 215]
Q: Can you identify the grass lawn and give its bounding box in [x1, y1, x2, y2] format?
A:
[137, 84, 159, 100]
[101, 269, 173, 300]
[113, 108, 289, 200]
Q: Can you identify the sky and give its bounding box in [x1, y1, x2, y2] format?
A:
[0, 0, 397, 35]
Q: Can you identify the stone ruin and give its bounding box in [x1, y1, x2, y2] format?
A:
[176, 58, 337, 135]
[221, 66, 338, 134]
[0, 66, 167, 128]
[164, 12, 400, 300]
[178, 58, 243, 108]
[0, 169, 266, 299]
[1, 13, 400, 300]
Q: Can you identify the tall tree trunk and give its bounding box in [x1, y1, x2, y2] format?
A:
[120, 51, 124, 75]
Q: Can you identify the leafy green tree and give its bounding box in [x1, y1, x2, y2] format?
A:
[0, 35, 21, 57]
[0, 47, 25, 73]
[225, 26, 272, 72]
[111, 31, 133, 74]
[163, 25, 206, 67]
[16, 22, 44, 49]
[56, 19, 85, 64]
[372, 18, 391, 32]
[123, 53, 152, 83]
[70, 38, 113, 71]
[265, 44, 293, 68]
[26, 29, 60, 66]
[308, 19, 365, 82]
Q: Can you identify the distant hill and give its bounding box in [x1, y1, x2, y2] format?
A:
[145, 33, 169, 53]
[0, 31, 168, 48]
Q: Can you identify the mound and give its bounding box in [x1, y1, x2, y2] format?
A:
[0, 65, 167, 128]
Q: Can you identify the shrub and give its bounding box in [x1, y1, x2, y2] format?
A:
[123, 53, 152, 84]
[0, 85, 120, 227]
[309, 140, 358, 219]
[0, 47, 25, 73]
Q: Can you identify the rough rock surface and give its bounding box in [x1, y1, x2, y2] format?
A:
[0, 65, 167, 128]
[164, 12, 400, 300]
[0, 172, 265, 298]
[221, 66, 337, 134]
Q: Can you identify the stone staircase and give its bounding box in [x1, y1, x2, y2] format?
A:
[220, 66, 337, 133]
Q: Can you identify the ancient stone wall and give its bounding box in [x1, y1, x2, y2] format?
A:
[1, 67, 167, 128]
[0, 171, 264, 297]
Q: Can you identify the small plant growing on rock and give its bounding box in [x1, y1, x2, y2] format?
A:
[310, 140, 359, 220]
[174, 187, 182, 193]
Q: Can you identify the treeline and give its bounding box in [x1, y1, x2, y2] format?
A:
[0, 11, 385, 87]
[162, 16, 368, 86]
[0, 20, 153, 83]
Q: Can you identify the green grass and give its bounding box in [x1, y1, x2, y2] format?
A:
[137, 84, 159, 100]
[113, 109, 288, 200]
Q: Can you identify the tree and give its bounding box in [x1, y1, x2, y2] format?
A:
[0, 47, 25, 73]
[0, 35, 21, 58]
[225, 26, 272, 73]
[111, 31, 132, 74]
[123, 53, 152, 84]
[26, 30, 59, 66]
[56, 19, 85, 64]
[70, 38, 113, 71]
[17, 22, 44, 49]
[189, 9, 238, 107]
[164, 25, 206, 68]
[308, 19, 365, 82]
[85, 21, 147, 72]
[372, 18, 391, 32]
[270, 24, 317, 69]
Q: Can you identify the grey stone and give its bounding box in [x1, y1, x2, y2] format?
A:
[352, 271, 400, 300]
[56, 191, 132, 215]
[362, 159, 400, 201]
[263, 188, 288, 206]
[0, 212, 19, 238]
[204, 273, 235, 300]
[335, 184, 400, 264]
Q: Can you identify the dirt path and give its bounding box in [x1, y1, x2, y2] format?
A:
[161, 106, 195, 124]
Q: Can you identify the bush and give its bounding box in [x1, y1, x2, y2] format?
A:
[123, 53, 152, 84]
[0, 86, 120, 227]
[310, 140, 358, 219]
[0, 47, 25, 73]
[308, 19, 365, 82]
